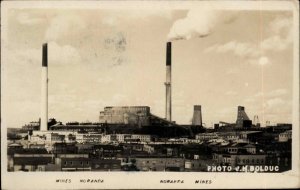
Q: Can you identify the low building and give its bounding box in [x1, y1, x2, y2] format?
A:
[212, 152, 266, 167]
[217, 132, 240, 141]
[143, 144, 155, 154]
[61, 158, 92, 171]
[21, 121, 40, 131]
[50, 124, 103, 132]
[135, 157, 185, 171]
[76, 144, 94, 154]
[101, 135, 111, 143]
[13, 154, 53, 171]
[45, 133, 65, 144]
[273, 123, 292, 132]
[29, 144, 46, 149]
[223, 143, 257, 154]
[278, 130, 292, 142]
[91, 159, 121, 171]
[29, 135, 46, 144]
[29, 131, 77, 144]
[184, 159, 216, 171]
[52, 143, 78, 154]
[32, 131, 78, 138]
[101, 134, 152, 143]
[58, 158, 121, 171]
[76, 133, 102, 143]
[45, 155, 90, 171]
[129, 134, 151, 142]
[93, 145, 123, 158]
[179, 144, 212, 160]
[195, 133, 218, 141]
[8, 143, 23, 150]
[121, 143, 144, 152]
[238, 131, 263, 141]
[211, 142, 266, 168]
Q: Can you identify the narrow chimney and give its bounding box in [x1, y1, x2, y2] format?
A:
[41, 43, 48, 131]
[165, 42, 172, 121]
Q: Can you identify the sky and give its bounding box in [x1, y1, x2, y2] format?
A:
[1, 7, 294, 128]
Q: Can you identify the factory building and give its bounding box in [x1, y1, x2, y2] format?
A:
[192, 105, 202, 126]
[236, 106, 252, 128]
[99, 106, 150, 126]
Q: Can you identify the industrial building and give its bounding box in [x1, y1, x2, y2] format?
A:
[34, 41, 199, 138]
[236, 106, 252, 128]
[99, 106, 150, 126]
[5, 38, 293, 174]
[192, 105, 202, 126]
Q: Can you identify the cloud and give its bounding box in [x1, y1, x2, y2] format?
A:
[269, 89, 288, 97]
[265, 99, 292, 115]
[17, 12, 45, 25]
[204, 41, 259, 58]
[244, 89, 292, 125]
[264, 97, 292, 122]
[269, 16, 293, 37]
[48, 42, 82, 65]
[253, 88, 288, 98]
[246, 88, 289, 109]
[45, 14, 87, 42]
[245, 88, 291, 121]
[204, 15, 293, 66]
[168, 9, 237, 41]
[102, 17, 117, 26]
[261, 35, 291, 51]
[266, 97, 285, 108]
[44, 10, 172, 42]
[259, 16, 292, 52]
[4, 42, 82, 70]
[205, 42, 272, 67]
[225, 91, 237, 96]
[258, 56, 270, 66]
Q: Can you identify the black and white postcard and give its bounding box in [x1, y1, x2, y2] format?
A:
[1, 0, 299, 189]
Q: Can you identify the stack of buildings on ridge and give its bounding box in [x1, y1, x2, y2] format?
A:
[7, 104, 292, 172]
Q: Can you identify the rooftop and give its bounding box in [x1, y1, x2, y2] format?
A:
[14, 157, 53, 165]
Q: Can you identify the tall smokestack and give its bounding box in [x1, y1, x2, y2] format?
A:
[192, 105, 202, 126]
[165, 42, 172, 121]
[41, 43, 48, 131]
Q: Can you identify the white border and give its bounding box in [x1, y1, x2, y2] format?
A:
[1, 1, 299, 189]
